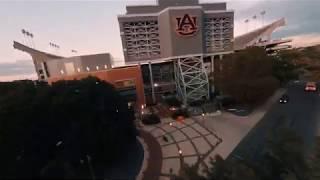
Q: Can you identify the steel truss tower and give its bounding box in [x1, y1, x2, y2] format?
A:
[174, 56, 210, 105]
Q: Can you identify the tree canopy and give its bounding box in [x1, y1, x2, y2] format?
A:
[214, 47, 280, 105]
[0, 77, 137, 179]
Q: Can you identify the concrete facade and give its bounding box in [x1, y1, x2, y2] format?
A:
[48, 66, 146, 108]
[118, 0, 234, 63]
[46, 53, 112, 78]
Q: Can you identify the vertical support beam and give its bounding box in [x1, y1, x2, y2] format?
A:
[173, 60, 178, 96]
[148, 62, 156, 104]
[202, 55, 210, 101]
[219, 54, 223, 71]
[138, 62, 146, 108]
[211, 55, 214, 74]
[178, 58, 187, 105]
[40, 62, 48, 80]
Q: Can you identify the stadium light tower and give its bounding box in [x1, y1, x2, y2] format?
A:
[21, 29, 27, 45]
[252, 15, 257, 30]
[49, 42, 60, 55]
[261, 10, 266, 26]
[21, 29, 35, 48]
[244, 19, 249, 33]
[29, 33, 35, 48]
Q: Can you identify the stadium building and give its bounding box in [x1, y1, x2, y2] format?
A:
[118, 0, 234, 105]
[13, 0, 291, 107]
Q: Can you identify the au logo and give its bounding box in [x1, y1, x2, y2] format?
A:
[176, 14, 198, 36]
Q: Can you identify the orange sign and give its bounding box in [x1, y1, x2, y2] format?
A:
[176, 14, 198, 36]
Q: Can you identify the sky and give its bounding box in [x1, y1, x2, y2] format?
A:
[0, 0, 320, 81]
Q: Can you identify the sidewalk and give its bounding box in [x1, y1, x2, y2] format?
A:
[139, 130, 162, 180]
[198, 88, 286, 160]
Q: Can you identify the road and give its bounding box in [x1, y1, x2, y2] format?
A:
[229, 82, 320, 162]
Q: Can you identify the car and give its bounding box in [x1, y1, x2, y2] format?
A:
[305, 82, 317, 92]
[279, 94, 289, 104]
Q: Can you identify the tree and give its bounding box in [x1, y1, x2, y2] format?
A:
[273, 52, 300, 84]
[177, 164, 206, 180]
[215, 47, 280, 105]
[265, 128, 309, 180]
[309, 138, 320, 180]
[0, 77, 137, 179]
[204, 155, 259, 180]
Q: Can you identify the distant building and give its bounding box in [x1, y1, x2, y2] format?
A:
[13, 41, 145, 107]
[118, 0, 234, 104]
[14, 0, 290, 106]
[118, 0, 234, 63]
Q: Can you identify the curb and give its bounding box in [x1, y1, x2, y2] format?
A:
[136, 137, 150, 180]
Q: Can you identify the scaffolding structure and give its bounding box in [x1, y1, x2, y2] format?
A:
[174, 56, 210, 105]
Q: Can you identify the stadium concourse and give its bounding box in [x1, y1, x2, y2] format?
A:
[12, 0, 292, 179]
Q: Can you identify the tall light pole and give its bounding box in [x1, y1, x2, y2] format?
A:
[28, 32, 35, 48]
[21, 29, 35, 48]
[21, 29, 27, 45]
[261, 10, 266, 27]
[252, 15, 257, 30]
[49, 42, 60, 55]
[244, 19, 249, 33]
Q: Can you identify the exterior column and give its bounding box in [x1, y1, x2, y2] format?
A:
[148, 62, 156, 104]
[211, 55, 214, 74]
[219, 54, 223, 71]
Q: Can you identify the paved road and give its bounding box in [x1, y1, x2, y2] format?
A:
[229, 82, 320, 162]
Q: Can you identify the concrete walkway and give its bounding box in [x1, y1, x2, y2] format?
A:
[138, 89, 285, 179]
[195, 89, 286, 160]
[142, 118, 222, 179]
[139, 130, 163, 180]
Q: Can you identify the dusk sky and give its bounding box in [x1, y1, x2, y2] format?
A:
[0, 0, 320, 81]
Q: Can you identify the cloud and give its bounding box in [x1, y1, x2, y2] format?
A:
[0, 60, 37, 81]
[0, 74, 37, 82]
[232, 0, 320, 38]
[286, 33, 320, 48]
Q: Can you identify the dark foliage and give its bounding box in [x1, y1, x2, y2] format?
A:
[215, 47, 280, 105]
[0, 77, 137, 179]
[141, 114, 161, 125]
[273, 53, 300, 84]
[165, 97, 182, 107]
[171, 109, 189, 120]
